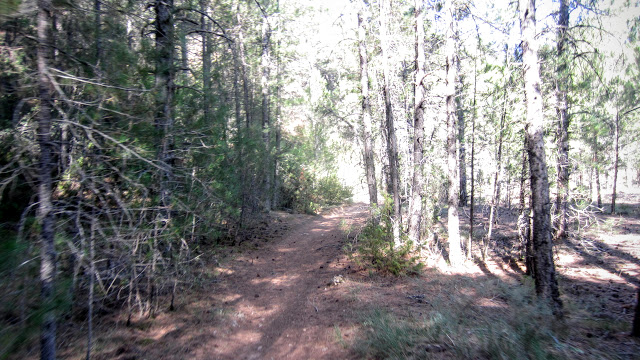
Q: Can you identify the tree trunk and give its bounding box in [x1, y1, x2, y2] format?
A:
[380, 0, 401, 244]
[358, 4, 378, 207]
[594, 139, 602, 208]
[468, 56, 478, 260]
[86, 218, 96, 360]
[555, 0, 570, 239]
[200, 0, 212, 124]
[154, 0, 175, 214]
[633, 288, 640, 337]
[261, 13, 272, 211]
[520, 0, 563, 317]
[519, 137, 534, 275]
[612, 111, 619, 214]
[37, 1, 57, 358]
[445, 0, 463, 266]
[272, 6, 282, 209]
[485, 89, 506, 260]
[94, 0, 102, 62]
[236, 3, 252, 128]
[458, 89, 467, 207]
[407, 0, 425, 244]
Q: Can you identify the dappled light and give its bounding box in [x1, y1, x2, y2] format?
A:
[2, 0, 640, 358]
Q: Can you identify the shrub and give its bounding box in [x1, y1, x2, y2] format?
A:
[345, 197, 423, 276]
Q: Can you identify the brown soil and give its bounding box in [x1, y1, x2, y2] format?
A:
[79, 204, 371, 360]
[54, 193, 640, 359]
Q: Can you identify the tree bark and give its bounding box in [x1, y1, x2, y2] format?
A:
[272, 4, 282, 209]
[519, 137, 534, 276]
[154, 0, 175, 215]
[261, 12, 272, 211]
[485, 89, 506, 260]
[633, 288, 640, 337]
[380, 0, 401, 244]
[200, 0, 212, 124]
[236, 2, 252, 128]
[358, 4, 378, 208]
[407, 0, 425, 243]
[468, 58, 477, 260]
[594, 138, 602, 208]
[555, 0, 570, 239]
[445, 0, 463, 266]
[458, 87, 467, 207]
[94, 0, 102, 62]
[37, 1, 57, 358]
[520, 0, 563, 317]
[612, 111, 619, 214]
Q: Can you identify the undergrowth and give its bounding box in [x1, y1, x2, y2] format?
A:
[354, 276, 571, 359]
[343, 196, 423, 276]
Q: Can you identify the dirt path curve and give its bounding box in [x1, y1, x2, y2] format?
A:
[189, 204, 369, 359]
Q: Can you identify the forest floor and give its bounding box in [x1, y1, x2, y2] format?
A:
[54, 194, 640, 359]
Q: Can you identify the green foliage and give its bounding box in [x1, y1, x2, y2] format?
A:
[345, 197, 422, 276]
[278, 133, 352, 214]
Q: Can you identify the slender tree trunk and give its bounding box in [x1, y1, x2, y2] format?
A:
[233, 0, 251, 226]
[261, 13, 272, 211]
[154, 0, 175, 214]
[37, 1, 57, 358]
[458, 89, 467, 207]
[555, 0, 570, 239]
[236, 4, 251, 128]
[86, 218, 96, 360]
[468, 59, 477, 260]
[152, 0, 174, 316]
[408, 0, 425, 244]
[594, 138, 602, 208]
[520, 0, 563, 317]
[358, 5, 378, 207]
[612, 111, 619, 214]
[445, 0, 463, 266]
[201, 0, 212, 124]
[519, 137, 534, 275]
[485, 91, 506, 260]
[272, 5, 282, 209]
[94, 0, 102, 62]
[380, 0, 401, 244]
[633, 288, 640, 337]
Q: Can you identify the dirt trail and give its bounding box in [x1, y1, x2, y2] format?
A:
[133, 204, 369, 360]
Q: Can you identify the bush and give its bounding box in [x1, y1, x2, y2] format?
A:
[345, 197, 422, 276]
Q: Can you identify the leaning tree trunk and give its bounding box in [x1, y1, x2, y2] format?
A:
[37, 1, 57, 358]
[380, 0, 401, 244]
[445, 0, 463, 266]
[358, 5, 378, 207]
[555, 0, 570, 239]
[407, 0, 426, 243]
[520, 0, 563, 317]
